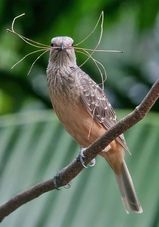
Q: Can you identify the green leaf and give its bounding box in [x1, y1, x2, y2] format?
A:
[0, 110, 159, 227]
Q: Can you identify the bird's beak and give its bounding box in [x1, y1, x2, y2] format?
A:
[60, 43, 65, 50]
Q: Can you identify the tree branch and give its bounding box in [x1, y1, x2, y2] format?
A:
[0, 79, 159, 222]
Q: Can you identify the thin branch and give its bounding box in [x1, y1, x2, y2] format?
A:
[0, 79, 159, 222]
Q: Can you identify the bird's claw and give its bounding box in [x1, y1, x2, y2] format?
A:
[79, 150, 88, 168]
[80, 148, 96, 168]
[89, 158, 96, 167]
[64, 183, 71, 189]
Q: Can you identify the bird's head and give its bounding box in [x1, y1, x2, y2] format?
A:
[49, 36, 76, 66]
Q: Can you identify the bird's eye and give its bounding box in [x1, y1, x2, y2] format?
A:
[51, 43, 54, 47]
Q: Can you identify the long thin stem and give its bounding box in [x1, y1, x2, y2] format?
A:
[11, 13, 25, 32]
[27, 49, 49, 76]
[11, 49, 49, 70]
[75, 11, 104, 46]
[75, 47, 123, 53]
[75, 11, 104, 73]
[77, 49, 107, 90]
[7, 13, 49, 48]
[7, 29, 49, 49]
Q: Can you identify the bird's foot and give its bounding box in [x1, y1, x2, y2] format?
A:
[64, 183, 71, 189]
[79, 148, 96, 168]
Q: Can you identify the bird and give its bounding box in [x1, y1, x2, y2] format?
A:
[46, 36, 143, 214]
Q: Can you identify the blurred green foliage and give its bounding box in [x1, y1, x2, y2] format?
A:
[0, 111, 159, 227]
[0, 0, 159, 114]
[0, 1, 159, 226]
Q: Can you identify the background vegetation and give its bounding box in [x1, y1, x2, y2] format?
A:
[0, 0, 159, 226]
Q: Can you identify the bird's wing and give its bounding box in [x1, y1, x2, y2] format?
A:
[78, 70, 128, 151]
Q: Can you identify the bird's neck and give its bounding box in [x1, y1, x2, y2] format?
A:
[49, 53, 77, 68]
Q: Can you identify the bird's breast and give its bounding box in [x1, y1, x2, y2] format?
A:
[47, 66, 106, 147]
[47, 66, 80, 100]
[56, 98, 106, 147]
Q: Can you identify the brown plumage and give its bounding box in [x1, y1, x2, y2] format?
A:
[47, 36, 143, 213]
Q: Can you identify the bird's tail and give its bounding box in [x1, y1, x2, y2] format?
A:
[115, 161, 143, 214]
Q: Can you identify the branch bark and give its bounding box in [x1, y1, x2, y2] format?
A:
[0, 79, 159, 222]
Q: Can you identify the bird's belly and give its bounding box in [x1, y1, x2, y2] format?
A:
[52, 95, 124, 173]
[52, 97, 106, 147]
